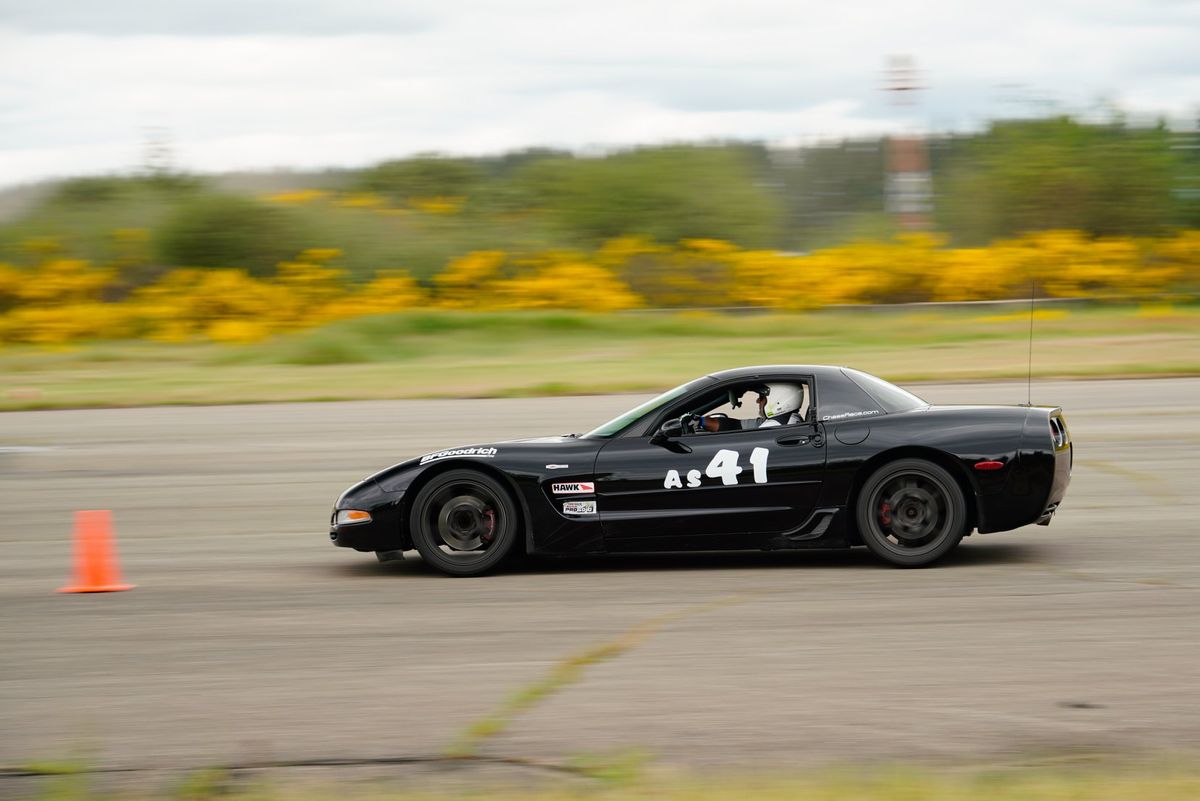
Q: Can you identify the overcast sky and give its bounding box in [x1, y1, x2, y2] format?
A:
[0, 0, 1197, 186]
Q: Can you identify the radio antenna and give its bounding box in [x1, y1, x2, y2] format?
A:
[1025, 276, 1035, 406]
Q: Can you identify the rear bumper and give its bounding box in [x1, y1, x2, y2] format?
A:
[1048, 442, 1072, 505]
[978, 411, 1072, 533]
[1036, 433, 1072, 526]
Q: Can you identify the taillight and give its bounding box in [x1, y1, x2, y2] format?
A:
[1049, 416, 1068, 448]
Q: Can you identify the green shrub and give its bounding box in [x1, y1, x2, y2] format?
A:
[155, 194, 308, 274]
[276, 333, 376, 365]
[52, 177, 129, 204]
[357, 155, 483, 204]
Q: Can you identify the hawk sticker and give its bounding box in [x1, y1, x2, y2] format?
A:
[552, 482, 595, 495]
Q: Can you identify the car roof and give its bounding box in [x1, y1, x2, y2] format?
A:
[706, 365, 851, 382]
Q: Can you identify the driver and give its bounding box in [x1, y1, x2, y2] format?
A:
[756, 383, 804, 428]
[692, 382, 804, 432]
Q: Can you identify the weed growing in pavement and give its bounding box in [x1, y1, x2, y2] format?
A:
[444, 596, 746, 763]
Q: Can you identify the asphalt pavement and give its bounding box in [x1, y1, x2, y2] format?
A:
[2, 378, 1199, 787]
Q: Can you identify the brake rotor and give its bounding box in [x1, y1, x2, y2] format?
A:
[437, 494, 491, 551]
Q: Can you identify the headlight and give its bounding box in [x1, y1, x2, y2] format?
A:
[335, 509, 372, 526]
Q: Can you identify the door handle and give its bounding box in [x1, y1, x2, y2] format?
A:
[776, 435, 810, 446]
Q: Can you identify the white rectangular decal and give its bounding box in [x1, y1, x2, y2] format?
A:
[562, 500, 596, 515]
[552, 481, 595, 495]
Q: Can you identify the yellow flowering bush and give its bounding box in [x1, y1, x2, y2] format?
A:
[264, 189, 329, 204]
[1151, 231, 1200, 294]
[323, 270, 427, 318]
[733, 230, 1198, 309]
[272, 250, 349, 326]
[931, 246, 1025, 302]
[732, 237, 945, 309]
[595, 235, 664, 268]
[0, 258, 123, 342]
[493, 259, 641, 311]
[433, 251, 507, 309]
[0, 229, 1194, 347]
[15, 259, 116, 306]
[333, 192, 386, 209]
[602, 237, 740, 307]
[204, 319, 276, 344]
[411, 196, 466, 215]
[0, 263, 24, 311]
[433, 250, 640, 311]
[0, 303, 137, 345]
[131, 268, 288, 342]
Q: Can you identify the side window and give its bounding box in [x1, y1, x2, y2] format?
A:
[677, 382, 812, 434]
[816, 376, 883, 422]
[796, 384, 812, 422]
[701, 388, 766, 428]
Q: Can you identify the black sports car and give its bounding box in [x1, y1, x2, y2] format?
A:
[330, 365, 1072, 575]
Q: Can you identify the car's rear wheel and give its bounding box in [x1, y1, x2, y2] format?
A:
[856, 458, 966, 567]
[409, 469, 518, 576]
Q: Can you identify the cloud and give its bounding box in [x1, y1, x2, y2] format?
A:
[0, 0, 1196, 186]
[0, 0, 435, 36]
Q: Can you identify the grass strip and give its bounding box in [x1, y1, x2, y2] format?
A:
[1, 305, 1198, 410]
[15, 758, 1200, 801]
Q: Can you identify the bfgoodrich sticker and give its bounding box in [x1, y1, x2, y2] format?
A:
[562, 500, 597, 515]
[419, 446, 498, 465]
[552, 481, 595, 494]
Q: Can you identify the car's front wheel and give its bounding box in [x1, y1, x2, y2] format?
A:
[856, 458, 966, 567]
[409, 469, 519, 576]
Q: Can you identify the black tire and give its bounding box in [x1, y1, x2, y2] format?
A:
[409, 469, 519, 577]
[855, 458, 966, 567]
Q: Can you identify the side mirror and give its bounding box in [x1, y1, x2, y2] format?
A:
[652, 417, 684, 443]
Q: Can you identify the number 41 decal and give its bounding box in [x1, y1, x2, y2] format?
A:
[663, 447, 768, 489]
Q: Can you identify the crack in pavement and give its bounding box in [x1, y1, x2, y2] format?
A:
[446, 593, 750, 758]
[0, 753, 589, 781]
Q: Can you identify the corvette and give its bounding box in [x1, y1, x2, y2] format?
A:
[330, 365, 1072, 576]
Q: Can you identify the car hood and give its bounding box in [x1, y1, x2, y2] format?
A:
[365, 434, 602, 494]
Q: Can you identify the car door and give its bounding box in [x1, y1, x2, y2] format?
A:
[594, 419, 827, 548]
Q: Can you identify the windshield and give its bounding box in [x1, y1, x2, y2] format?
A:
[582, 378, 712, 438]
[843, 369, 928, 413]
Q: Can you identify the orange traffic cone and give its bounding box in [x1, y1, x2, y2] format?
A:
[58, 510, 134, 593]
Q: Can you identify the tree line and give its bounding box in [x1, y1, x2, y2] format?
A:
[1, 114, 1196, 280]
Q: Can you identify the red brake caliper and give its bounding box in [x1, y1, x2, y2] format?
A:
[481, 509, 497, 543]
[880, 502, 892, 526]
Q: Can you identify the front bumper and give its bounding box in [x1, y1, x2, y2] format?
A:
[329, 518, 402, 552]
[329, 486, 407, 552]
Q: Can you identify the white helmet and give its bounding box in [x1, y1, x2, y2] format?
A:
[762, 383, 803, 419]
